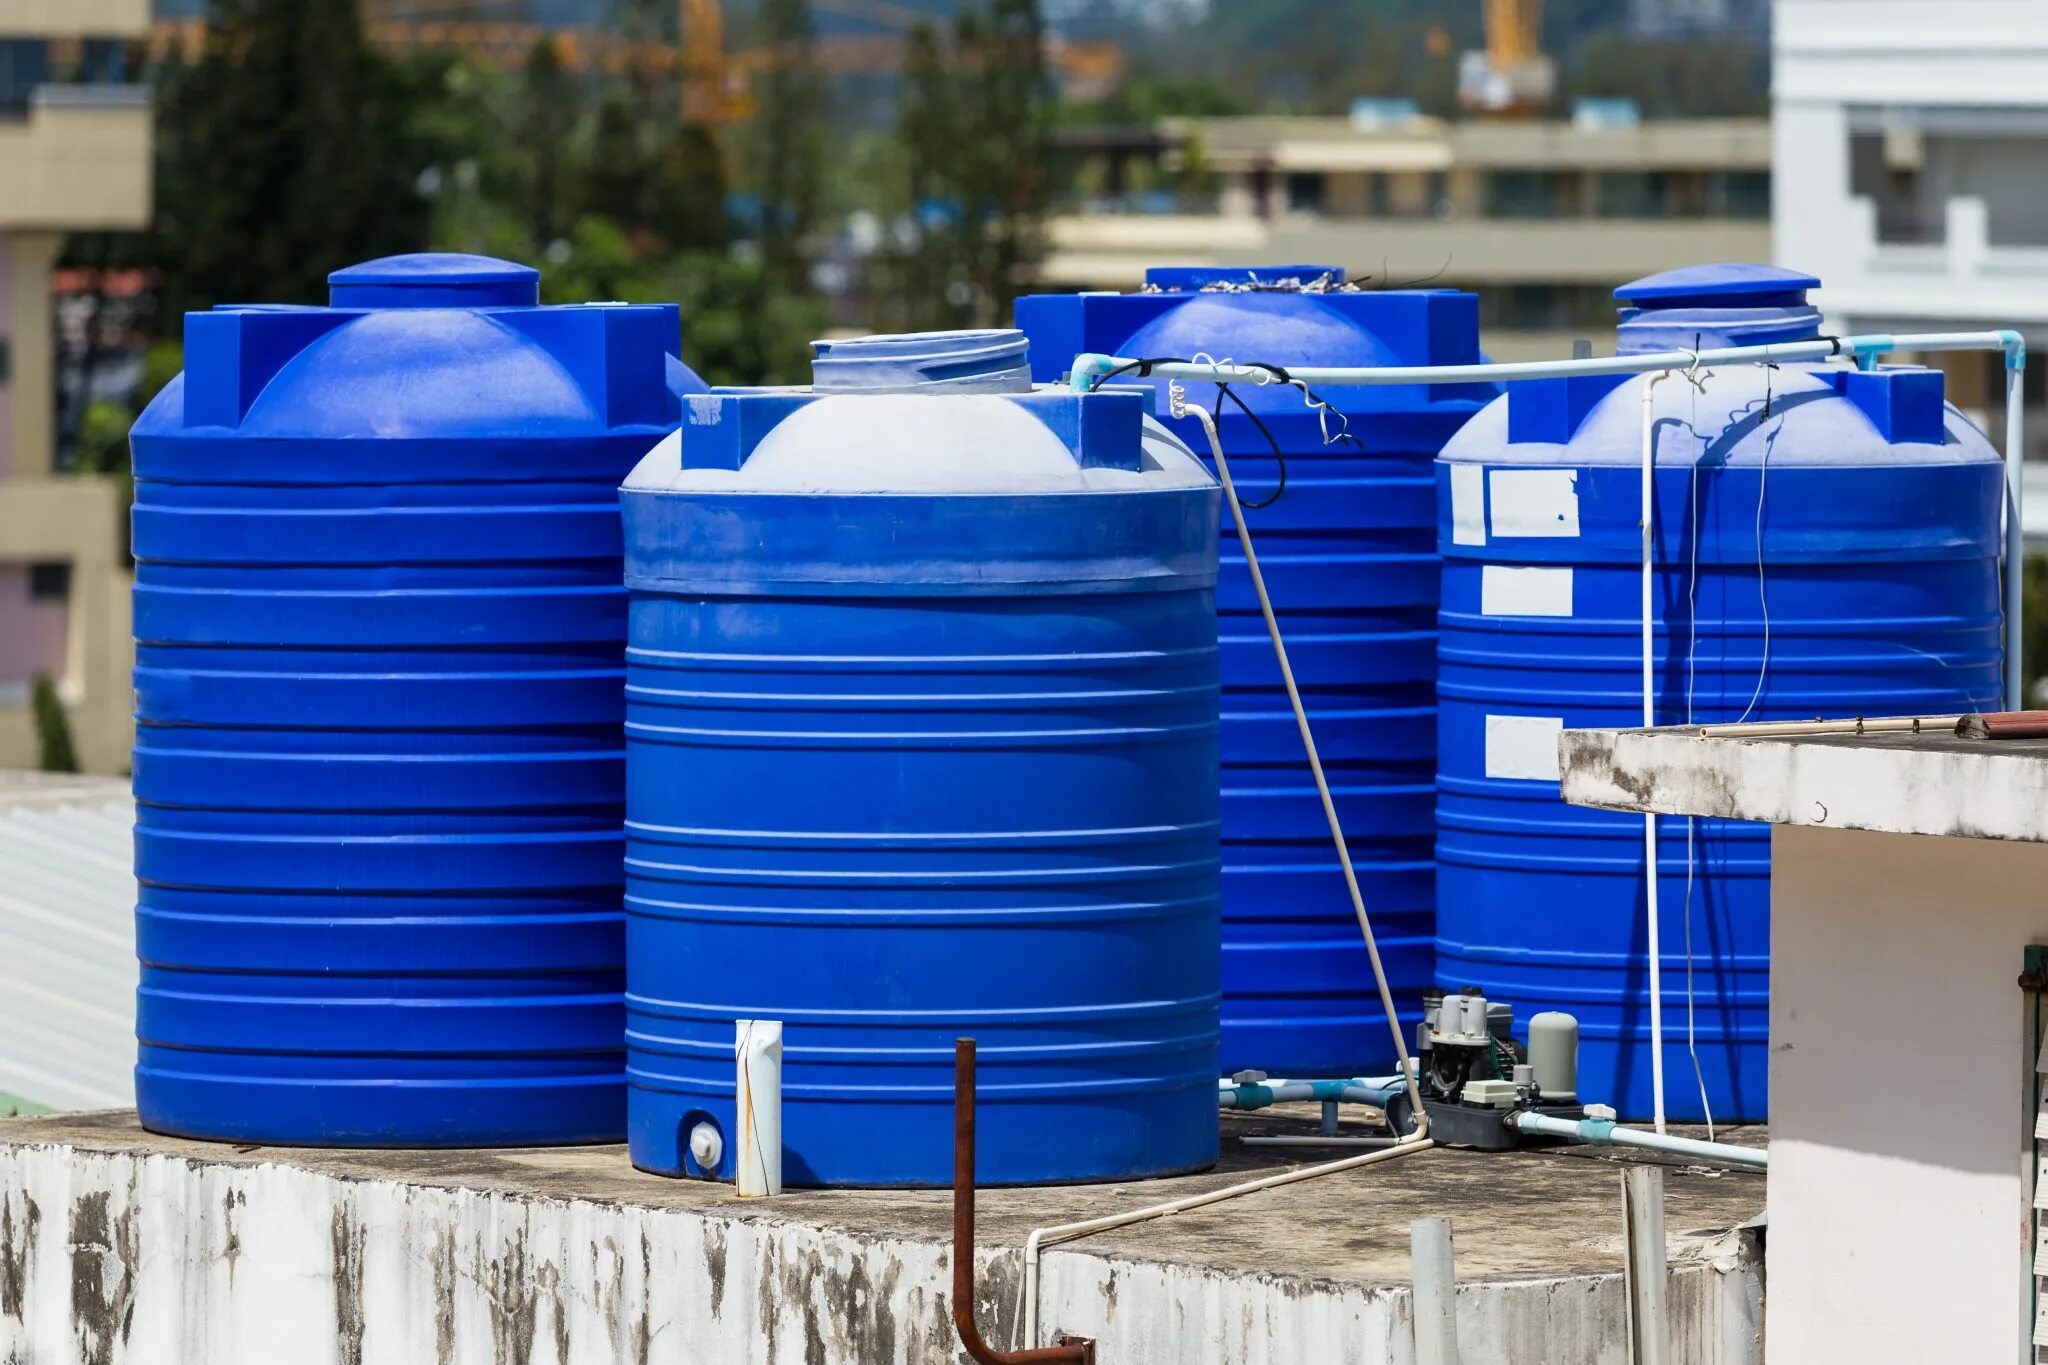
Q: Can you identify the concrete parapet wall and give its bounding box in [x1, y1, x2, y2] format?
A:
[0, 1133, 1761, 1365]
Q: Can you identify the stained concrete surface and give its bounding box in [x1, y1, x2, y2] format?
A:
[1560, 722, 2048, 843]
[3, 1105, 1763, 1286]
[0, 1105, 1766, 1364]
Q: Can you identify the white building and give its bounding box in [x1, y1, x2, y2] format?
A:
[0, 0, 151, 774]
[1775, 0, 2048, 464]
[1631, 0, 1768, 39]
[1046, 112, 1772, 361]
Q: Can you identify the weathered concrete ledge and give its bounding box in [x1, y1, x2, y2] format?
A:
[1560, 724, 2048, 843]
[0, 1109, 1763, 1364]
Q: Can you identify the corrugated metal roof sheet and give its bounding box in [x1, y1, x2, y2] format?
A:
[0, 771, 133, 1111]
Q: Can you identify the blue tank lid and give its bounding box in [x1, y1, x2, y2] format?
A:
[328, 252, 541, 309]
[1614, 262, 1823, 354]
[812, 328, 1032, 392]
[139, 252, 682, 442]
[1144, 265, 1344, 291]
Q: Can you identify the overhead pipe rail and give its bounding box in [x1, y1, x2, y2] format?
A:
[1072, 328, 2028, 714]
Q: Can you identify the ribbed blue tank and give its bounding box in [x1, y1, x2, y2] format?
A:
[1435, 264, 2004, 1121]
[622, 330, 1222, 1186]
[129, 253, 701, 1146]
[1017, 270, 1490, 1076]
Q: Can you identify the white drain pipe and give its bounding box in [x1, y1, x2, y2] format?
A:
[2006, 335, 2029, 710]
[1641, 371, 1674, 1136]
[1019, 1137, 1435, 1349]
[1509, 1110, 1767, 1168]
[735, 1019, 782, 1198]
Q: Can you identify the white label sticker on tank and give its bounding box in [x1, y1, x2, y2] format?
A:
[1485, 714, 1565, 782]
[1481, 566, 1574, 618]
[1450, 464, 1486, 546]
[1488, 468, 1580, 538]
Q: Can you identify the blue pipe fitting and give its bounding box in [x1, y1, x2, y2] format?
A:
[1850, 334, 1895, 371]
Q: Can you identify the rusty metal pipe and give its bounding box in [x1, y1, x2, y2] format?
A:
[953, 1038, 1095, 1365]
[1958, 711, 2048, 739]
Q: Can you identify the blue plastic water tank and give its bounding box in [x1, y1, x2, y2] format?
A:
[1435, 263, 2004, 1121]
[129, 253, 702, 1146]
[1017, 269, 1491, 1076]
[622, 329, 1221, 1186]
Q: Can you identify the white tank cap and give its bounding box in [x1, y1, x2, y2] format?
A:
[688, 1121, 724, 1176]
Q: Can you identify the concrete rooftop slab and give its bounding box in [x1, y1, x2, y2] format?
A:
[0, 1107, 1764, 1364]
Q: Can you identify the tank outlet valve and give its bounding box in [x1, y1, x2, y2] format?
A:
[688, 1122, 724, 1177]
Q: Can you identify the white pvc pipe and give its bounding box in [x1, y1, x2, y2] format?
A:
[1073, 327, 2029, 705]
[1695, 713, 1964, 740]
[1509, 1110, 1768, 1168]
[1019, 1138, 1436, 1348]
[735, 1019, 782, 1198]
[1624, 1165, 1671, 1365]
[2007, 345, 2028, 711]
[1411, 1217, 1462, 1365]
[1067, 329, 2017, 393]
[1641, 372, 1672, 1137]
[1240, 1134, 1401, 1149]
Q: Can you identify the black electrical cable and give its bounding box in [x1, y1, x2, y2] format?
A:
[1087, 355, 1359, 512]
[1084, 356, 1190, 390]
[1087, 354, 1292, 507]
[1213, 382, 1288, 510]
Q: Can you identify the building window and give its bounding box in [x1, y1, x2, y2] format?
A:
[1285, 172, 1325, 214]
[0, 40, 49, 116]
[1368, 173, 1390, 217]
[1479, 284, 1614, 332]
[1850, 130, 1938, 244]
[28, 562, 71, 603]
[1485, 171, 1563, 219]
[1596, 172, 1660, 218]
[1712, 171, 1770, 220]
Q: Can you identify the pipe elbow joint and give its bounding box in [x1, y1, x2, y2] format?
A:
[1068, 353, 1118, 391]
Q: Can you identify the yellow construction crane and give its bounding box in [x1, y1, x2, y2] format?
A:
[680, 0, 753, 123]
[1459, 0, 1555, 116]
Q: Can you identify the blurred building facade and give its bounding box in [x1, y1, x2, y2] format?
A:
[1628, 0, 1769, 40]
[1775, 0, 2048, 463]
[0, 1, 151, 774]
[1043, 109, 1771, 360]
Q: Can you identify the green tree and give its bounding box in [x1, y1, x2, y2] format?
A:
[31, 677, 79, 775]
[152, 0, 438, 313]
[539, 217, 821, 385]
[958, 0, 1051, 322]
[880, 1, 1052, 330]
[877, 20, 970, 332]
[653, 121, 734, 254]
[747, 0, 829, 293]
[584, 93, 654, 232]
[521, 37, 579, 246]
[2025, 555, 2048, 704]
